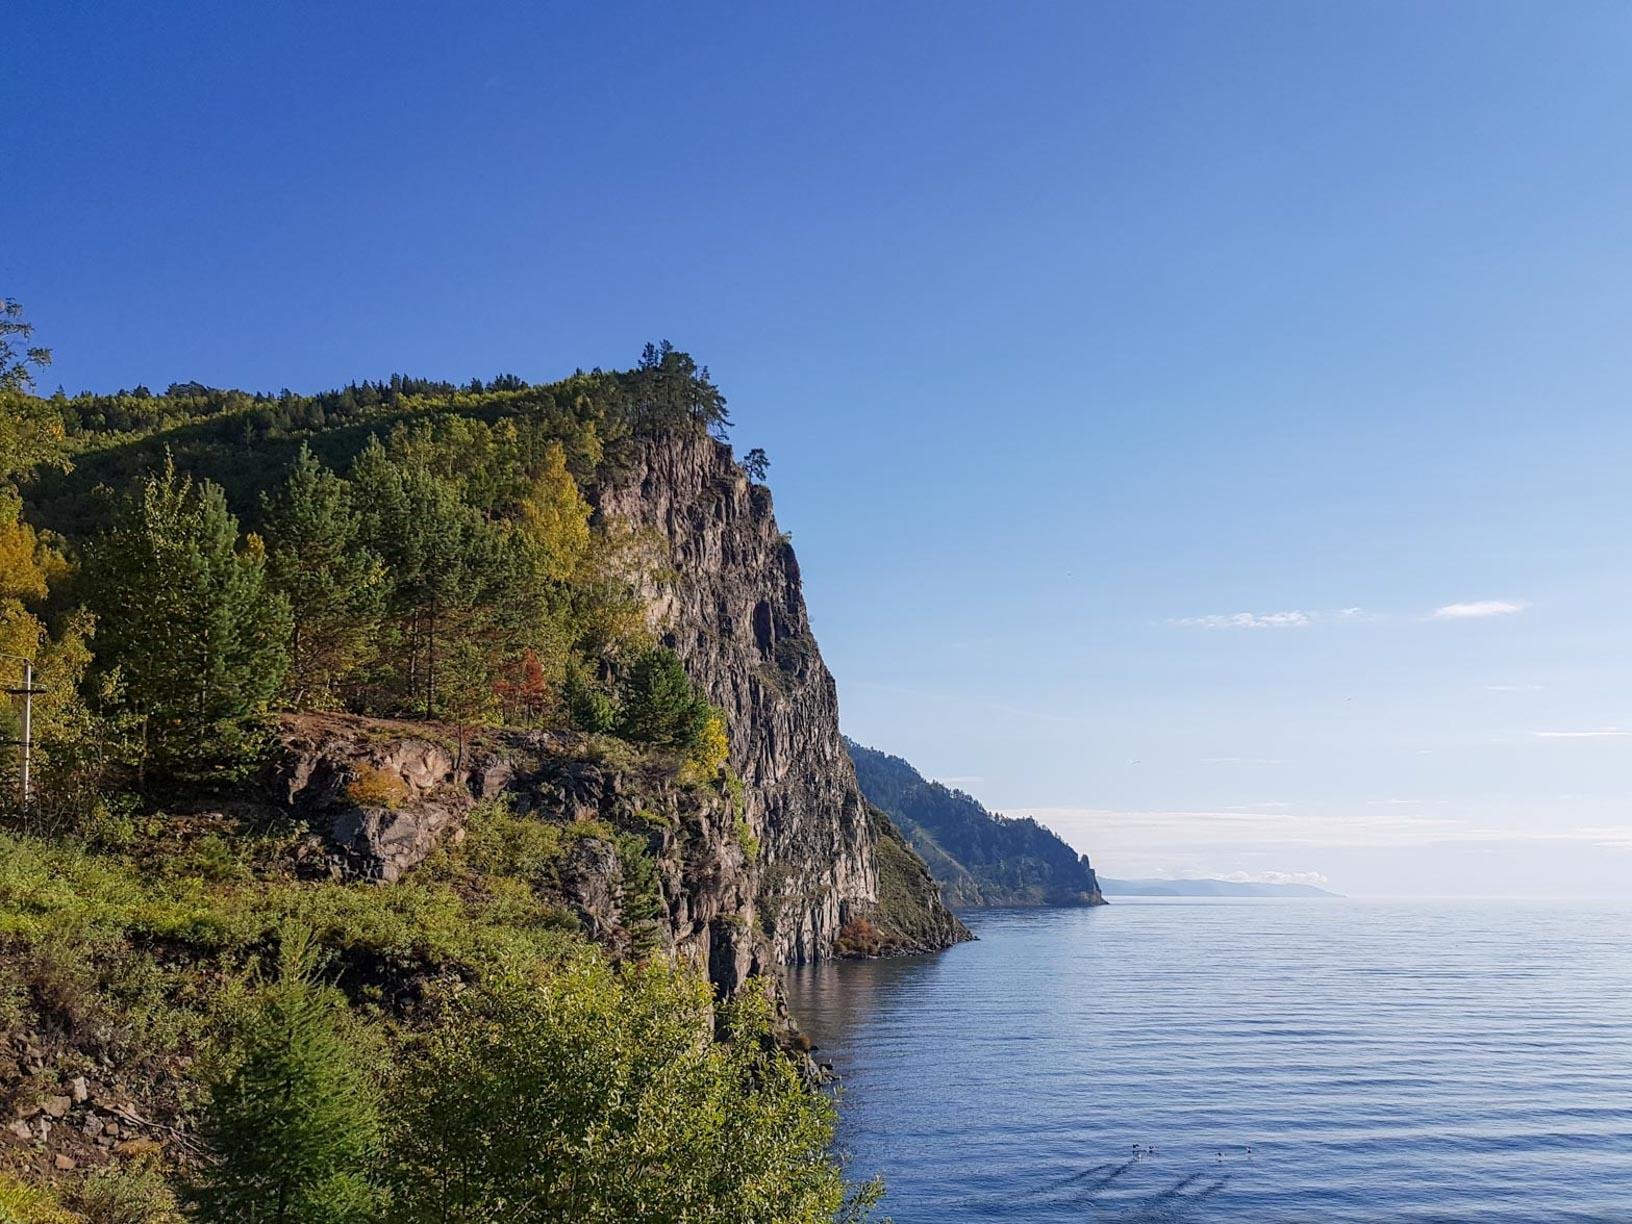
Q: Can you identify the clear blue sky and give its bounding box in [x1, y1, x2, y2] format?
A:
[9, 1, 1632, 896]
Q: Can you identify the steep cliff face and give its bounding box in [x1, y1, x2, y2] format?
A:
[593, 431, 968, 963]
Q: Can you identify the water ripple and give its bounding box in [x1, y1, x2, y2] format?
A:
[786, 899, 1632, 1223]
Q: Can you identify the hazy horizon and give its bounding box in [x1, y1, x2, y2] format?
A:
[11, 2, 1632, 898]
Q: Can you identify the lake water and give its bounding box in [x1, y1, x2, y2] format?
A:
[785, 900, 1632, 1222]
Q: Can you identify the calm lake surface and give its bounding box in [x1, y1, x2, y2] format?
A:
[784, 900, 1632, 1223]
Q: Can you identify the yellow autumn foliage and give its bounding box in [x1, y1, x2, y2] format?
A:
[680, 708, 730, 786]
[0, 489, 51, 603]
[517, 442, 591, 582]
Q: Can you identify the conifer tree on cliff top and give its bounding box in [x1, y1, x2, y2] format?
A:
[82, 457, 290, 784]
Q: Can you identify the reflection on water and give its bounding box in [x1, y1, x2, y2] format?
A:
[785, 900, 1632, 1223]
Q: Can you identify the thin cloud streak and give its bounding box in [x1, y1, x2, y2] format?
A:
[1168, 601, 1531, 629]
[1130, 867, 1330, 886]
[1533, 729, 1632, 739]
[1010, 805, 1632, 855]
[1217, 870, 1330, 886]
[1434, 600, 1527, 620]
[1169, 611, 1312, 629]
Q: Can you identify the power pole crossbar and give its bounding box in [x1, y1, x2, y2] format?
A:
[1, 653, 40, 805]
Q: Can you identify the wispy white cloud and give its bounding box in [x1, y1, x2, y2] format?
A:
[1215, 870, 1329, 886]
[1533, 729, 1632, 739]
[1169, 600, 1528, 630]
[1167, 606, 1373, 629]
[1010, 804, 1632, 856]
[1170, 611, 1312, 629]
[1433, 599, 1526, 620]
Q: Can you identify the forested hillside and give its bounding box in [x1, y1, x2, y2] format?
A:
[0, 305, 948, 1220]
[847, 739, 1105, 908]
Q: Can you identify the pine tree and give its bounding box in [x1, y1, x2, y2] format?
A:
[629, 341, 731, 438]
[350, 440, 476, 716]
[81, 458, 291, 784]
[262, 445, 386, 709]
[563, 660, 618, 734]
[191, 927, 381, 1224]
[350, 438, 551, 720]
[616, 647, 713, 748]
[0, 295, 67, 483]
[0, 296, 52, 395]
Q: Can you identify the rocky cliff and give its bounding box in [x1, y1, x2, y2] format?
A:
[848, 738, 1106, 908]
[593, 431, 969, 963]
[269, 430, 968, 990]
[273, 713, 770, 997]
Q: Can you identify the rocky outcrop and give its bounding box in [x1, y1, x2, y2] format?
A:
[593, 432, 969, 963]
[273, 720, 483, 883]
[834, 807, 973, 955]
[272, 714, 767, 996]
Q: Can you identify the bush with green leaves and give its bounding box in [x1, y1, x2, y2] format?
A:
[385, 955, 876, 1223]
[70, 1164, 183, 1223]
[562, 661, 618, 734]
[0, 1173, 73, 1223]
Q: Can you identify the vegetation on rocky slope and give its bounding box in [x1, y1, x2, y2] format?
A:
[0, 304, 898, 1219]
[834, 810, 973, 956]
[847, 739, 1104, 908]
[0, 799, 876, 1220]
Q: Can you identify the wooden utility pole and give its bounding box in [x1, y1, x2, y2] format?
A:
[2, 653, 43, 805]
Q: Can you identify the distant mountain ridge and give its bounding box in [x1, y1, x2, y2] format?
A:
[846, 739, 1105, 908]
[1100, 877, 1340, 898]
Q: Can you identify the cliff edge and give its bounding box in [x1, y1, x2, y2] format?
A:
[594, 432, 969, 962]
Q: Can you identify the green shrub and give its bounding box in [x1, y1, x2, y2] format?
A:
[458, 801, 567, 882]
[384, 955, 867, 1223]
[725, 771, 760, 859]
[71, 1163, 183, 1223]
[563, 664, 618, 734]
[0, 1174, 73, 1223]
[190, 926, 382, 1224]
[170, 833, 250, 883]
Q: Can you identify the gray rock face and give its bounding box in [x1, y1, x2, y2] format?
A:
[273, 715, 766, 996]
[593, 430, 965, 964]
[272, 721, 472, 883]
